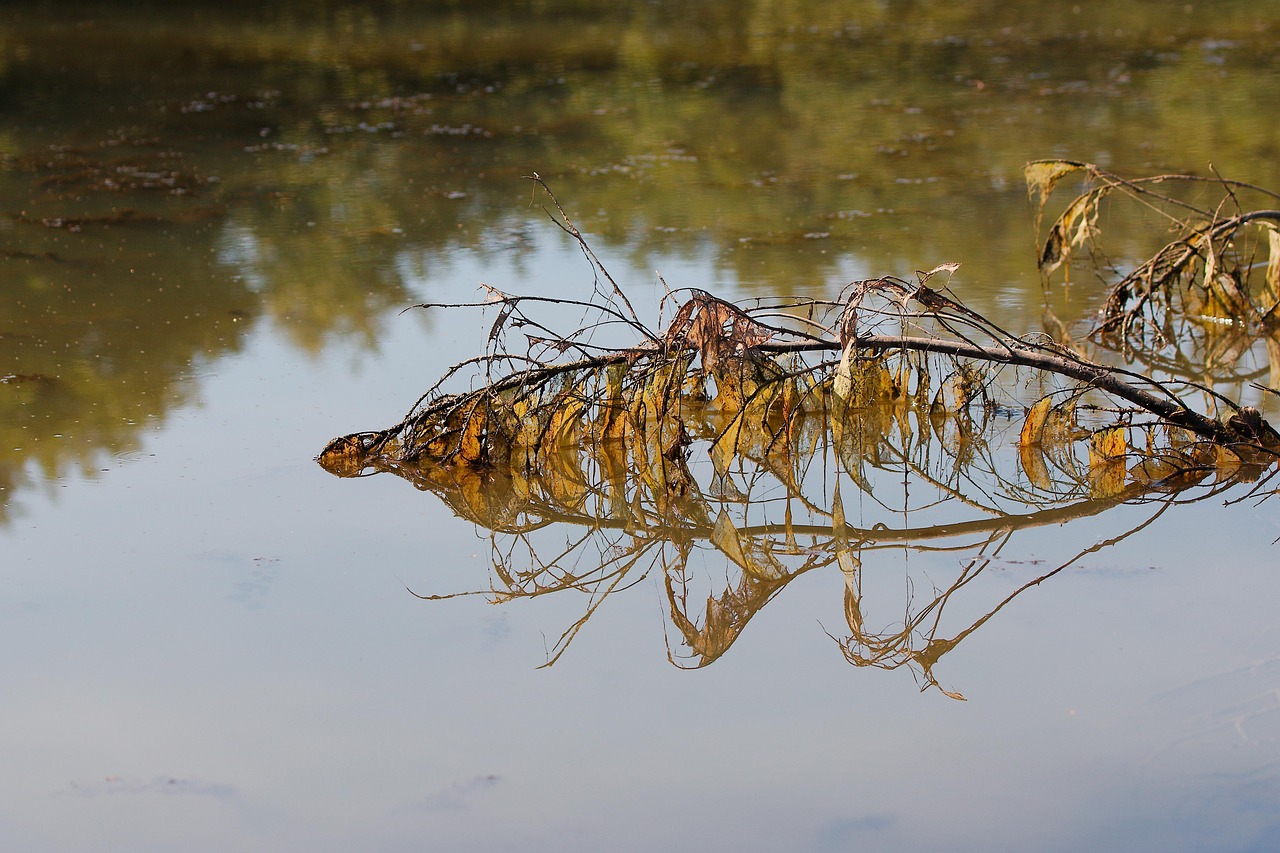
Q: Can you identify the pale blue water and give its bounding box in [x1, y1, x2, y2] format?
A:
[4, 4, 1280, 850]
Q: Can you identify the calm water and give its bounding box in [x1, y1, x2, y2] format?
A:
[3, 3, 1280, 851]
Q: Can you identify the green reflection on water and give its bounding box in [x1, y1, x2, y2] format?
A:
[2, 0, 1279, 520]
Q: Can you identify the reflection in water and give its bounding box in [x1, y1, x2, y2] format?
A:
[1031, 162, 1280, 412]
[316, 172, 1279, 694]
[4, 5, 1280, 848]
[4, 1, 1280, 524]
[324, 350, 1273, 695]
[317, 252, 1269, 691]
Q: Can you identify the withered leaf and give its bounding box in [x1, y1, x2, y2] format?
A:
[1020, 397, 1054, 447]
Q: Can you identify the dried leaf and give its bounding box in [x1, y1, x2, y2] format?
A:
[1088, 426, 1127, 498]
[1264, 225, 1280, 314]
[731, 311, 775, 349]
[478, 282, 509, 303]
[838, 287, 863, 348]
[1020, 397, 1054, 447]
[488, 301, 516, 345]
[1025, 159, 1086, 209]
[458, 399, 487, 465]
[665, 298, 696, 343]
[1025, 159, 1087, 240]
[1020, 441, 1053, 491]
[1040, 188, 1107, 277]
[833, 345, 855, 402]
[915, 262, 961, 287]
[596, 363, 630, 440]
[544, 384, 586, 447]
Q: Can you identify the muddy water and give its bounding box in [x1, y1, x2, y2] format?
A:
[3, 3, 1280, 850]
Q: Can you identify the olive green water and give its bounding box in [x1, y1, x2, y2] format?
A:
[3, 3, 1280, 851]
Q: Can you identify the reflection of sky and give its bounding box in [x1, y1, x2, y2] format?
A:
[216, 224, 270, 294]
[2, 232, 1279, 851]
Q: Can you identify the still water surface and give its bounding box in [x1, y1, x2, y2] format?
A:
[3, 3, 1280, 850]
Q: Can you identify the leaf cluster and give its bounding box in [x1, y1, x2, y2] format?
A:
[317, 169, 1280, 692]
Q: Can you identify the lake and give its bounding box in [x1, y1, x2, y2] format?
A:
[3, 3, 1280, 851]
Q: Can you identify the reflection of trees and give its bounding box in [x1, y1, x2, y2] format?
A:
[6, 0, 1280, 527]
[0, 209, 249, 522]
[9, 1, 1280, 316]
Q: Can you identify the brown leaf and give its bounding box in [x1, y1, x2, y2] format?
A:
[915, 262, 961, 287]
[1040, 189, 1106, 277]
[457, 400, 487, 465]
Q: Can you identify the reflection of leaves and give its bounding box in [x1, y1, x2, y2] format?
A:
[319, 160, 1280, 694]
[1028, 161, 1280, 369]
[1088, 426, 1128, 499]
[325, 342, 1274, 690]
[711, 510, 786, 581]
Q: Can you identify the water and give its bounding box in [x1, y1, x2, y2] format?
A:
[3, 3, 1280, 850]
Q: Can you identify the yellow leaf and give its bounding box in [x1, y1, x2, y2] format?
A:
[1089, 426, 1126, 462]
[1088, 426, 1127, 498]
[1264, 225, 1280, 314]
[832, 345, 855, 402]
[1025, 159, 1085, 207]
[458, 400, 486, 465]
[544, 384, 586, 448]
[1020, 442, 1053, 491]
[1020, 397, 1053, 447]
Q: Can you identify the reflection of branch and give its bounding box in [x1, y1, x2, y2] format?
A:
[318, 174, 1280, 692]
[392, 442, 1220, 676]
[834, 497, 1177, 699]
[344, 356, 1258, 679]
[663, 542, 796, 668]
